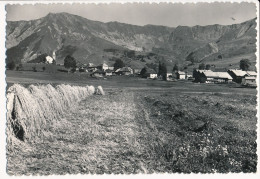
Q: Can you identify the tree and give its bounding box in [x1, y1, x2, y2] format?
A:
[16, 63, 23, 71]
[114, 59, 125, 70]
[240, 59, 251, 71]
[64, 55, 76, 72]
[173, 64, 179, 72]
[199, 63, 205, 70]
[206, 64, 211, 70]
[7, 61, 16, 70]
[161, 63, 167, 81]
[124, 50, 135, 58]
[32, 66, 37, 72]
[140, 67, 147, 78]
[158, 61, 162, 76]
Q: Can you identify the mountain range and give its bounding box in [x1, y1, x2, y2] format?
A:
[6, 12, 257, 70]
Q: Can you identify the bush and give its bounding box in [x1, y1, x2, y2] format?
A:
[7, 61, 16, 70]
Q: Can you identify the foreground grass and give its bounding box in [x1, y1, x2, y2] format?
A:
[7, 89, 257, 174]
[138, 92, 257, 173]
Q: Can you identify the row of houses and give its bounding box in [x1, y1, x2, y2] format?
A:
[82, 62, 189, 80]
[141, 69, 187, 80]
[194, 69, 257, 87]
[81, 63, 135, 77]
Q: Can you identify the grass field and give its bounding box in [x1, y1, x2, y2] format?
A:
[6, 70, 258, 174]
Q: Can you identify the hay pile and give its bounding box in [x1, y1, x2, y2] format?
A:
[6, 84, 95, 143]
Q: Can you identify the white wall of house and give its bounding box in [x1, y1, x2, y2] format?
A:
[149, 74, 157, 79]
[179, 74, 186, 79]
[45, 56, 54, 64]
[102, 64, 109, 71]
[105, 72, 112, 76]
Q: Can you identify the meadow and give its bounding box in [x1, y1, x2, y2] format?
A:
[6, 70, 257, 174]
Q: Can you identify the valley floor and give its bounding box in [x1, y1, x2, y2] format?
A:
[7, 86, 257, 174]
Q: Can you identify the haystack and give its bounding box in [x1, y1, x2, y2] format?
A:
[95, 86, 105, 95]
[6, 84, 97, 143]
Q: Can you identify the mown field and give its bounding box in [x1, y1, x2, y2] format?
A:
[6, 70, 258, 174]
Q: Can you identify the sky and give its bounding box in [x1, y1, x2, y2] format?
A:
[6, 2, 257, 27]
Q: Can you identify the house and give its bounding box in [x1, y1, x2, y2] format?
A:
[228, 69, 257, 83]
[186, 74, 193, 80]
[194, 70, 232, 83]
[115, 67, 133, 75]
[145, 68, 157, 79]
[79, 67, 88, 72]
[97, 63, 109, 71]
[165, 72, 172, 80]
[87, 63, 95, 68]
[133, 69, 142, 75]
[91, 69, 104, 78]
[176, 71, 186, 79]
[241, 76, 256, 87]
[45, 56, 54, 64]
[108, 66, 114, 71]
[86, 63, 97, 72]
[105, 69, 113, 76]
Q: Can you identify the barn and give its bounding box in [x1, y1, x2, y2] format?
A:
[194, 70, 232, 83]
[241, 76, 256, 87]
[228, 69, 257, 83]
[227, 69, 247, 83]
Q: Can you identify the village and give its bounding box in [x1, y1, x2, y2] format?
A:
[71, 61, 257, 88]
[6, 51, 257, 88]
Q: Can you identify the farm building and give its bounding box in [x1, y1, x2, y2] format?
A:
[194, 70, 232, 83]
[79, 67, 88, 72]
[105, 69, 113, 76]
[87, 63, 95, 68]
[176, 71, 186, 79]
[241, 76, 256, 87]
[145, 68, 157, 79]
[133, 69, 142, 75]
[227, 69, 247, 83]
[97, 63, 109, 71]
[91, 69, 104, 78]
[108, 66, 114, 71]
[86, 63, 97, 72]
[227, 69, 257, 83]
[245, 71, 257, 77]
[186, 74, 193, 80]
[115, 67, 133, 75]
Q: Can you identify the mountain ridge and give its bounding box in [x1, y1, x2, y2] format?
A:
[6, 12, 257, 70]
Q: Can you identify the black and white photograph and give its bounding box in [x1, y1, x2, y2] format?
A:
[1, 0, 259, 176]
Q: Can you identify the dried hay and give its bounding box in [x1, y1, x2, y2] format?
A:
[95, 86, 105, 95]
[6, 84, 96, 144]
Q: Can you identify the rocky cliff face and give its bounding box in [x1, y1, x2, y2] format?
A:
[6, 12, 256, 68]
